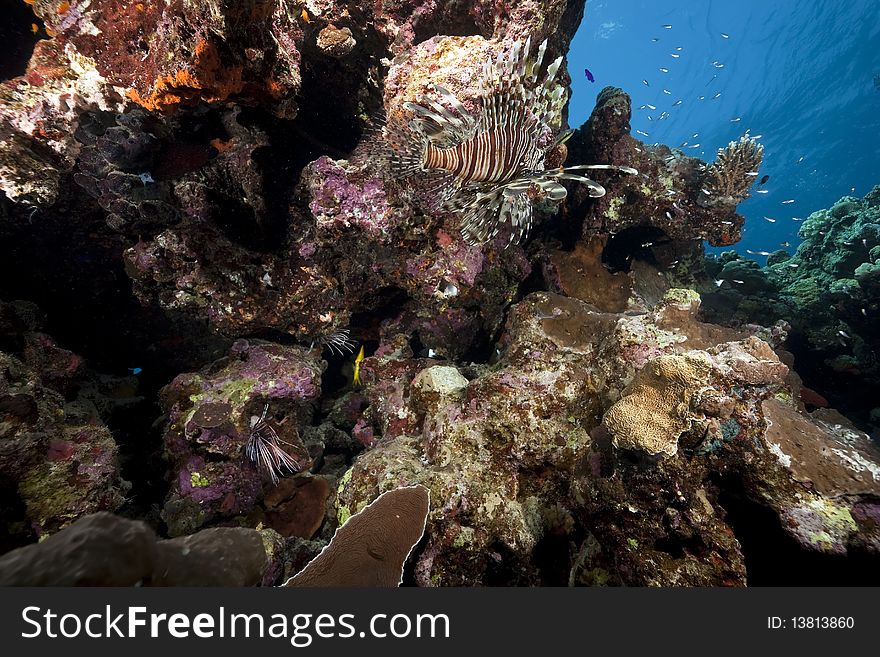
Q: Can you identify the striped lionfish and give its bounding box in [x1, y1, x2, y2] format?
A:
[380, 37, 637, 246]
[246, 404, 305, 485]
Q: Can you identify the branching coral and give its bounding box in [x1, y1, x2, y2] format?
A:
[697, 134, 763, 209]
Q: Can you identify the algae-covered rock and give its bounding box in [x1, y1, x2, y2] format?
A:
[159, 339, 323, 536]
[0, 300, 126, 542]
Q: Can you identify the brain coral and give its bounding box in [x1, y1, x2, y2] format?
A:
[602, 352, 714, 457]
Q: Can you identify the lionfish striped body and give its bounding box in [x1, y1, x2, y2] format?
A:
[382, 37, 637, 245]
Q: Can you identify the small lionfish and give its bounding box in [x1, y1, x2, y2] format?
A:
[379, 38, 637, 245]
[320, 328, 358, 356]
[246, 405, 305, 485]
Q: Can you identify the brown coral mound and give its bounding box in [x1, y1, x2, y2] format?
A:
[603, 352, 714, 456]
[602, 337, 788, 457]
[697, 134, 764, 209]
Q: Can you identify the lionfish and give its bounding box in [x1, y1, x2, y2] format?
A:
[380, 37, 637, 246]
[246, 404, 305, 485]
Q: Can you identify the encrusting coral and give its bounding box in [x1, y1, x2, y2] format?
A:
[603, 338, 789, 458]
[603, 352, 715, 457]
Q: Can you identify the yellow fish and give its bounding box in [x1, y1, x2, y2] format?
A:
[352, 345, 365, 386]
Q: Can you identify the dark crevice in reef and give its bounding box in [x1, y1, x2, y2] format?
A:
[601, 225, 670, 273]
[653, 533, 707, 559]
[529, 205, 584, 250]
[242, 54, 366, 251]
[412, 11, 487, 46]
[483, 542, 532, 586]
[0, 2, 43, 81]
[319, 345, 365, 401]
[0, 479, 29, 554]
[459, 327, 496, 364]
[106, 396, 168, 526]
[0, 200, 228, 526]
[350, 286, 409, 331]
[783, 332, 875, 433]
[534, 526, 581, 585]
[715, 476, 880, 585]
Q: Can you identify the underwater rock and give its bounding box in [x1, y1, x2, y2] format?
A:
[0, 511, 286, 586]
[73, 108, 180, 234]
[30, 0, 303, 118]
[0, 300, 126, 543]
[339, 293, 609, 585]
[370, 0, 576, 55]
[567, 87, 753, 246]
[158, 339, 322, 536]
[263, 475, 333, 540]
[0, 512, 157, 586]
[0, 39, 123, 206]
[545, 236, 632, 312]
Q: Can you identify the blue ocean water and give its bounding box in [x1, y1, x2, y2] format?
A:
[568, 0, 880, 258]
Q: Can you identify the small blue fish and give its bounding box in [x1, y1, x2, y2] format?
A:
[129, 367, 143, 375]
[584, 68, 595, 83]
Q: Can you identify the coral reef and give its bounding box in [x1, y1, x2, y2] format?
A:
[566, 87, 757, 246]
[1, 0, 877, 588]
[701, 185, 880, 429]
[159, 339, 322, 536]
[0, 38, 122, 205]
[0, 512, 287, 586]
[0, 300, 127, 544]
[603, 338, 787, 457]
[335, 286, 879, 585]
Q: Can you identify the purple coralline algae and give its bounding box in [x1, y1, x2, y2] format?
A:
[0, 300, 126, 542]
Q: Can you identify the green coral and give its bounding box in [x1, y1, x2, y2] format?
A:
[190, 471, 210, 488]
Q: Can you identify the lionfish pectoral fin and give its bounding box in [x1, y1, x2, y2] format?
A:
[460, 192, 505, 245]
[430, 84, 471, 119]
[422, 169, 459, 207]
[537, 180, 568, 201]
[499, 193, 533, 246]
[554, 173, 607, 196]
[561, 164, 639, 175]
[555, 129, 575, 145]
